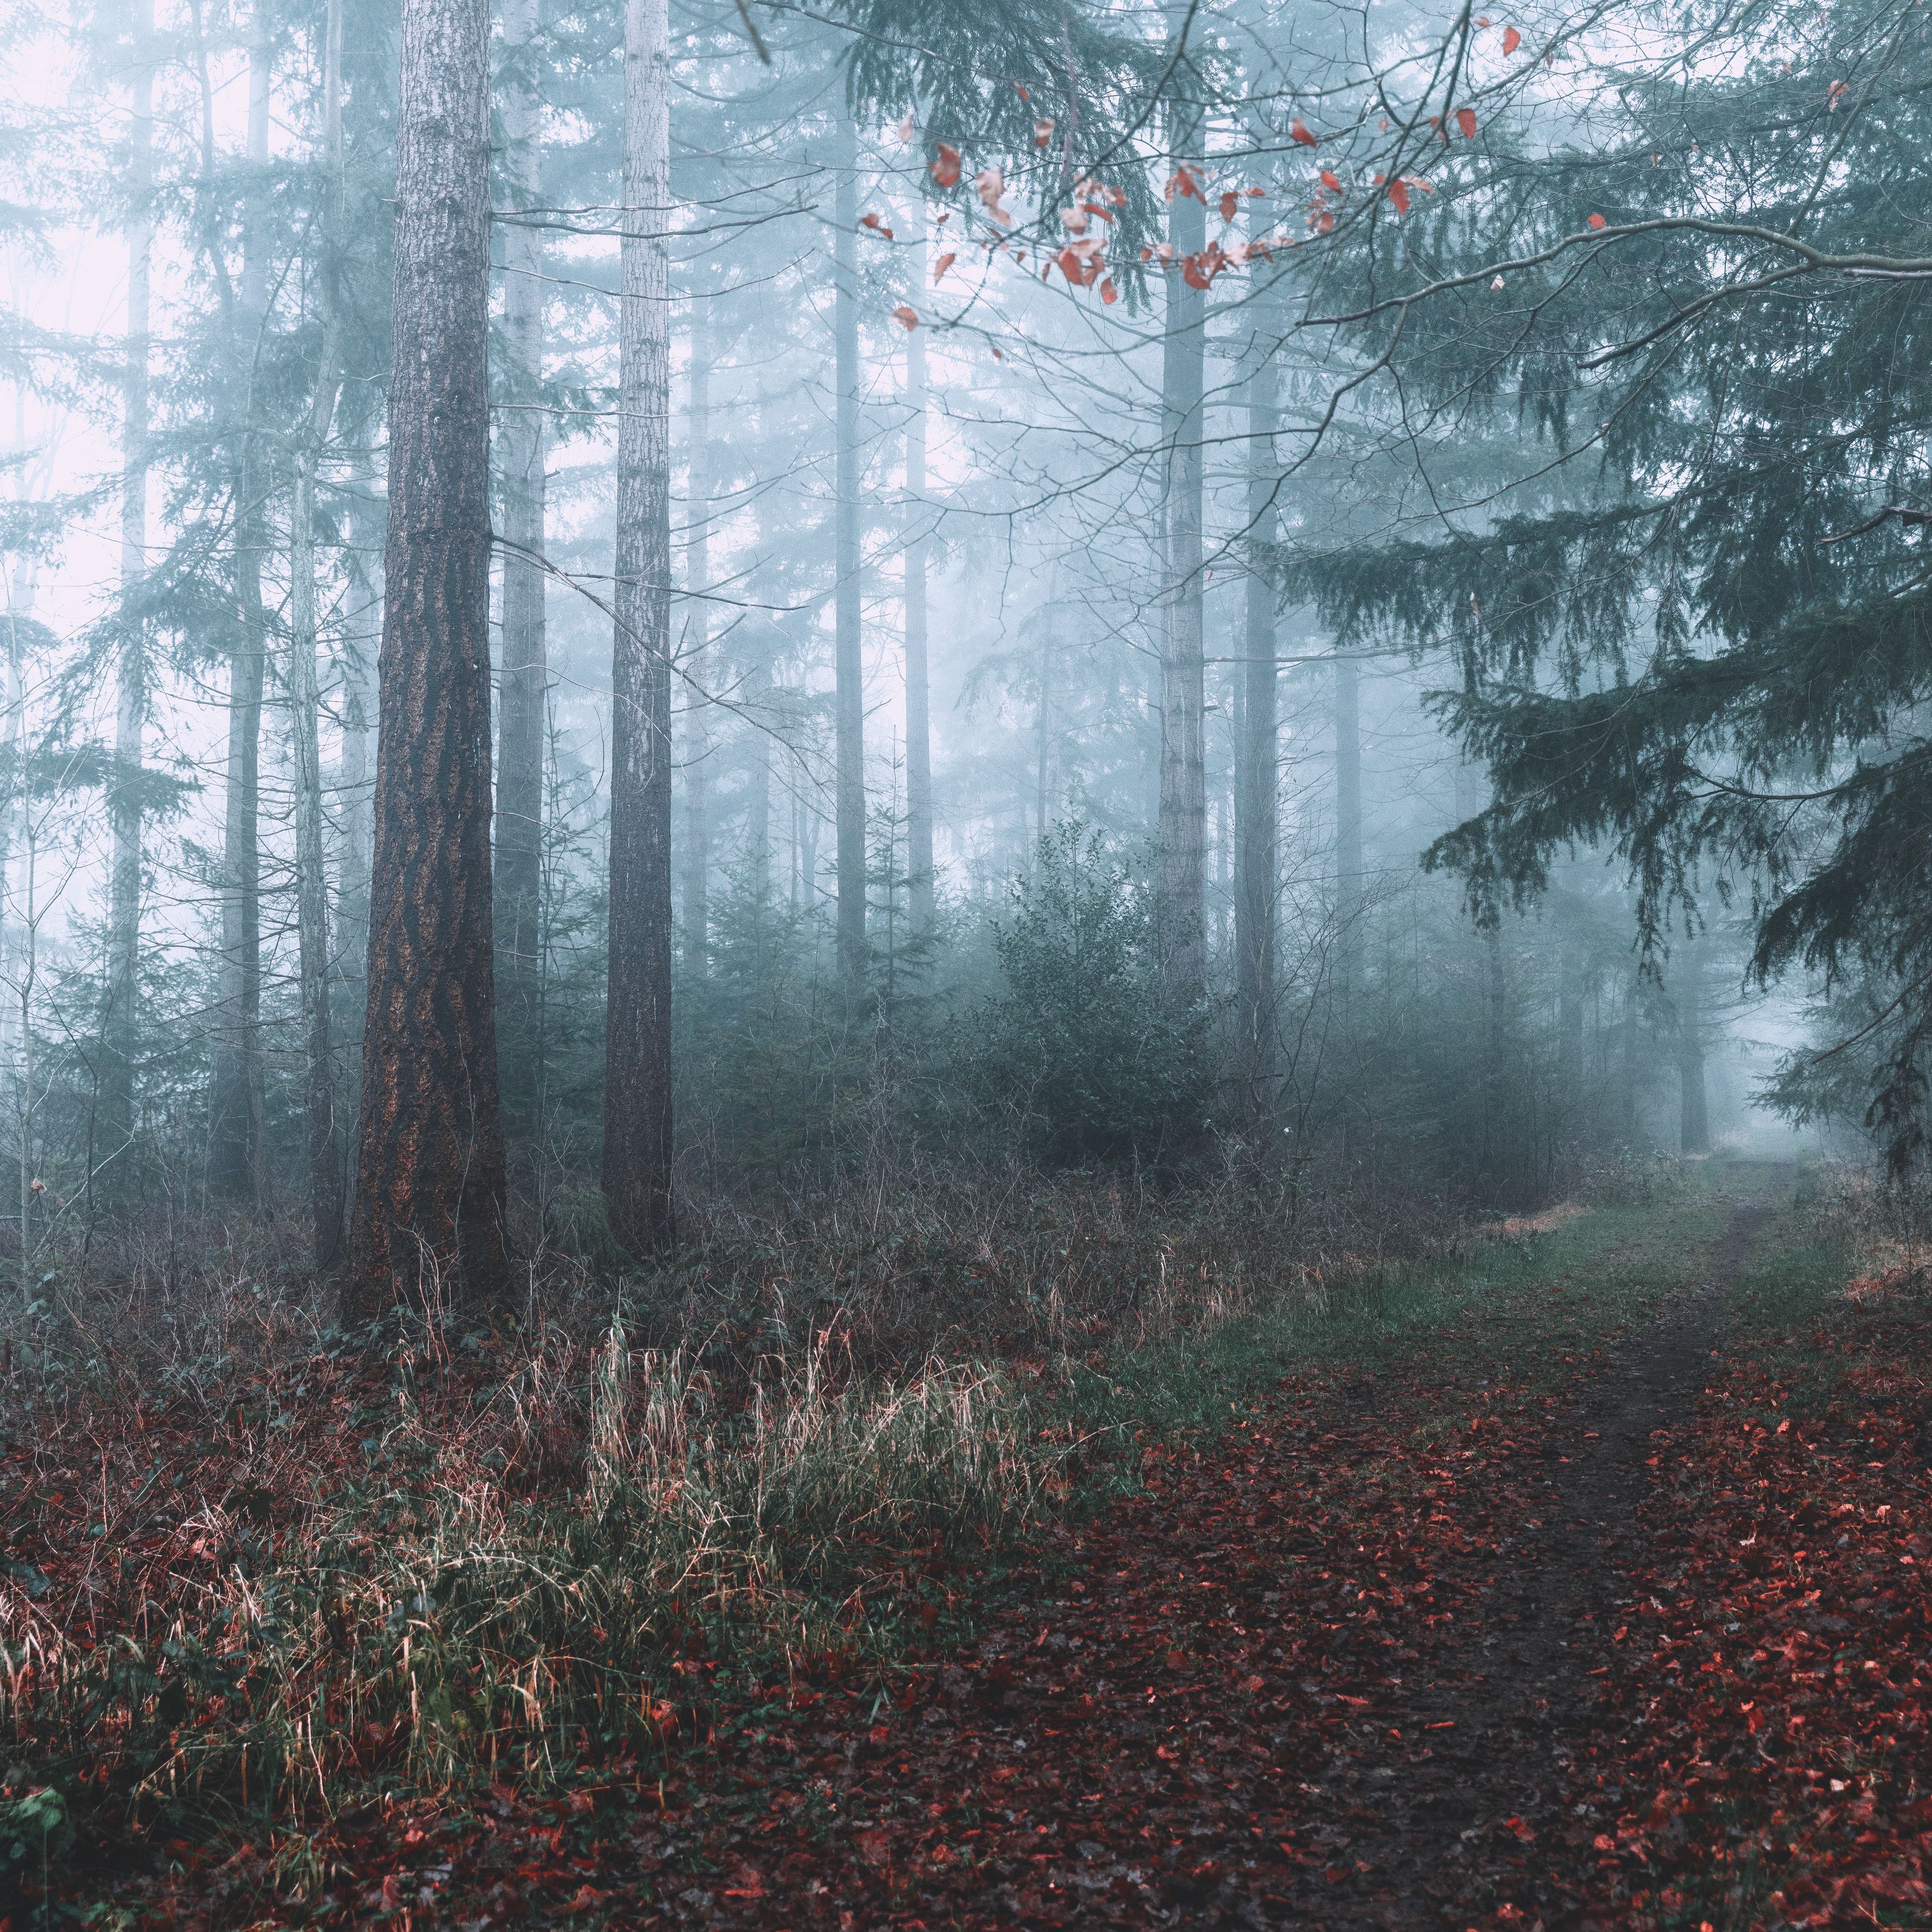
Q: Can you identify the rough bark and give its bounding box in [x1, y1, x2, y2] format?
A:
[681, 319, 711, 971]
[903, 229, 934, 936]
[345, 0, 510, 1320]
[1234, 277, 1280, 1132]
[493, 0, 547, 1122]
[601, 0, 675, 1255]
[209, 7, 273, 1205]
[102, 0, 153, 1202]
[1155, 40, 1206, 1012]
[832, 115, 866, 984]
[289, 0, 346, 1272]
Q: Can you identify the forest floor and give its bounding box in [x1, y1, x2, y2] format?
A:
[19, 1158, 1932, 1930]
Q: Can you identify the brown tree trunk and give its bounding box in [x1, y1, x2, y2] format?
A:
[103, 0, 153, 1202]
[832, 114, 866, 985]
[209, 6, 273, 1205]
[493, 0, 547, 1126]
[345, 0, 510, 1320]
[681, 317, 711, 971]
[1155, 31, 1206, 1012]
[288, 0, 346, 1272]
[1234, 276, 1279, 1133]
[602, 0, 675, 1254]
[903, 228, 934, 937]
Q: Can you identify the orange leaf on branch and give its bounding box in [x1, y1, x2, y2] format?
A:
[1034, 117, 1055, 148]
[1457, 106, 1477, 138]
[930, 143, 962, 188]
[1502, 24, 1521, 53]
[891, 305, 919, 329]
[1291, 116, 1317, 147]
[859, 211, 894, 239]
[1387, 178, 1409, 214]
[932, 251, 956, 283]
[1219, 190, 1239, 222]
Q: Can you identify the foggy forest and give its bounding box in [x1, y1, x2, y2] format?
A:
[1, 0, 1930, 1921]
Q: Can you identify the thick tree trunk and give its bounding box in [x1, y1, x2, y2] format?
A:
[1234, 281, 1279, 1133]
[289, 0, 346, 1272]
[681, 321, 711, 971]
[602, 0, 675, 1254]
[903, 232, 934, 937]
[345, 0, 510, 1319]
[832, 115, 866, 985]
[209, 8, 273, 1206]
[102, 0, 153, 1201]
[1155, 45, 1206, 1012]
[493, 0, 547, 1125]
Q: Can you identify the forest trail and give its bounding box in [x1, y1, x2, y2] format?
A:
[84, 1167, 1931, 1931]
[544, 1163, 1927, 1932]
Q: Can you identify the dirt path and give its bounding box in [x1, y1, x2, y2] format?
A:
[598, 1187, 1791, 1930]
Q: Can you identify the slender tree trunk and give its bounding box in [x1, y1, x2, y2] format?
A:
[1155, 34, 1206, 1012]
[210, 7, 273, 1205]
[832, 115, 866, 985]
[903, 229, 934, 936]
[1677, 945, 1710, 1155]
[493, 0, 547, 1126]
[1333, 652, 1362, 1016]
[602, 0, 674, 1254]
[745, 657, 771, 901]
[289, 0, 346, 1271]
[103, 0, 153, 1200]
[681, 318, 711, 971]
[345, 0, 510, 1320]
[1234, 281, 1279, 1133]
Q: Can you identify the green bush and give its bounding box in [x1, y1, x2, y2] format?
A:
[971, 824, 1206, 1168]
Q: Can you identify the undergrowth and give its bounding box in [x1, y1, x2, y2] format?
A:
[0, 1150, 1785, 1905]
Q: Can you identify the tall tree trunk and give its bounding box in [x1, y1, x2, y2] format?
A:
[903, 229, 934, 937]
[1155, 31, 1206, 1012]
[602, 0, 674, 1254]
[1333, 652, 1362, 1018]
[1677, 945, 1710, 1155]
[832, 114, 866, 985]
[209, 6, 273, 1205]
[1234, 279, 1279, 1134]
[289, 0, 346, 1271]
[681, 317, 711, 971]
[345, 0, 510, 1319]
[103, 0, 154, 1201]
[745, 657, 771, 901]
[493, 0, 547, 1127]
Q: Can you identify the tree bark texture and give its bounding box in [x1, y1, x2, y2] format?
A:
[493, 0, 548, 1123]
[1155, 49, 1206, 1012]
[681, 319, 711, 971]
[903, 230, 934, 937]
[345, 0, 510, 1319]
[1234, 276, 1280, 1131]
[103, 0, 153, 1200]
[289, 0, 346, 1272]
[832, 115, 866, 984]
[1677, 946, 1710, 1155]
[602, 0, 675, 1254]
[209, 8, 273, 1204]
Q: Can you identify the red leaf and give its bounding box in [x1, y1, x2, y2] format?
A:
[932, 251, 956, 284]
[1387, 178, 1409, 214]
[1456, 106, 1477, 139]
[1587, 211, 1606, 229]
[930, 143, 961, 188]
[1015, 83, 1029, 101]
[1099, 276, 1117, 304]
[1034, 116, 1055, 148]
[1165, 165, 1203, 204]
[1501, 24, 1521, 53]
[990, 345, 1004, 359]
[1219, 190, 1238, 223]
[1291, 116, 1317, 148]
[1320, 169, 1342, 192]
[891, 305, 919, 329]
[859, 212, 894, 239]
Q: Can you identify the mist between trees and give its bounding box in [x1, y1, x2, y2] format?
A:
[0, 0, 1924, 1340]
